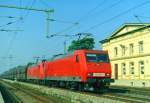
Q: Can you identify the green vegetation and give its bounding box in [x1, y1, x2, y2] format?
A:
[68, 37, 95, 52]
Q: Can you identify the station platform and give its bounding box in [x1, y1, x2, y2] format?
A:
[111, 79, 150, 87]
[0, 91, 4, 103]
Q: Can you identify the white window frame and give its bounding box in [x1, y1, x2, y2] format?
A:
[121, 63, 126, 75]
[139, 41, 144, 53]
[129, 62, 134, 75]
[139, 61, 144, 74]
[114, 47, 118, 57]
[121, 45, 125, 56]
[129, 43, 134, 56]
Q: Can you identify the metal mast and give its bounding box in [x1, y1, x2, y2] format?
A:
[0, 5, 54, 37]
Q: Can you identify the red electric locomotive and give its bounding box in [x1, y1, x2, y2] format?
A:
[27, 63, 45, 80]
[27, 49, 114, 91]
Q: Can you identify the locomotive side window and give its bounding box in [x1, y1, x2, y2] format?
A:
[76, 55, 79, 63]
[86, 53, 109, 62]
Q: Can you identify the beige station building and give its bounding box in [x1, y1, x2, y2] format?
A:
[100, 23, 150, 87]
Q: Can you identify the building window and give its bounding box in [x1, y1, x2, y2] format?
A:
[129, 43, 134, 56]
[139, 41, 144, 53]
[120, 45, 125, 56]
[139, 61, 144, 74]
[129, 62, 134, 75]
[114, 47, 118, 57]
[121, 63, 126, 75]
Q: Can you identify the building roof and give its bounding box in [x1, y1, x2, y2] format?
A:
[100, 23, 150, 44]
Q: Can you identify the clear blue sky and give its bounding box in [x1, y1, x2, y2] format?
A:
[0, 0, 150, 73]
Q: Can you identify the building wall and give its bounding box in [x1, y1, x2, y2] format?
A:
[102, 28, 150, 80]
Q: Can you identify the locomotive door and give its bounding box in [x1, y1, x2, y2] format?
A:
[114, 64, 118, 80]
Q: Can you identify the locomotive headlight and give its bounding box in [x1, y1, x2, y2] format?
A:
[88, 73, 93, 77]
[105, 73, 110, 76]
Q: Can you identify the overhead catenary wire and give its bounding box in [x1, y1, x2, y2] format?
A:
[134, 15, 143, 23]
[64, 0, 122, 37]
[2, 0, 37, 69]
[83, 0, 150, 32]
[40, 0, 50, 8]
[76, 0, 106, 22]
[40, 0, 78, 36]
[48, 19, 78, 24]
[134, 15, 150, 19]
[47, 23, 79, 38]
[21, 0, 37, 21]
[5, 0, 36, 50]
[40, 0, 106, 37]
[42, 0, 107, 38]
[51, 0, 122, 36]
[78, 0, 122, 23]
[0, 16, 21, 19]
[19, 0, 22, 16]
[0, 1, 54, 71]
[134, 15, 150, 31]
[0, 29, 23, 32]
[0, 18, 22, 28]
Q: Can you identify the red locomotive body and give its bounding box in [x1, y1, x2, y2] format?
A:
[46, 50, 111, 80]
[27, 63, 45, 80]
[27, 50, 113, 90]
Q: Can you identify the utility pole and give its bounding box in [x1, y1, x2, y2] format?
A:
[0, 5, 54, 37]
[8, 55, 14, 68]
[64, 41, 67, 54]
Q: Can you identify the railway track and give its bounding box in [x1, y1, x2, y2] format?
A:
[12, 84, 54, 103]
[21, 82, 150, 103]
[102, 86, 150, 103]
[0, 80, 68, 103]
[60, 86, 150, 103]
[109, 85, 150, 96]
[0, 81, 22, 103]
[1, 79, 150, 103]
[101, 93, 149, 103]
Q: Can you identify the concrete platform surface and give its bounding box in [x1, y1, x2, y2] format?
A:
[111, 79, 150, 87]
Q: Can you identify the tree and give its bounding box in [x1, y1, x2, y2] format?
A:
[67, 37, 95, 52]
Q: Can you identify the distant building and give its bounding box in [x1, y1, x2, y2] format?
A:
[100, 23, 150, 87]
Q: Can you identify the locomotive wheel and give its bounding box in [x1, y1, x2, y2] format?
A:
[78, 83, 84, 91]
[94, 85, 109, 93]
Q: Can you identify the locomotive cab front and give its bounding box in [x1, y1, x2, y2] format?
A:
[75, 50, 114, 90]
[86, 53, 111, 79]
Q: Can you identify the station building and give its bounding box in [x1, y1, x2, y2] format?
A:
[100, 23, 150, 87]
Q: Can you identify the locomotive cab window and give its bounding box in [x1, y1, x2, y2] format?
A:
[86, 53, 109, 62]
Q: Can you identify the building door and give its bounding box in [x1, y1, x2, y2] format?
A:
[114, 64, 118, 80]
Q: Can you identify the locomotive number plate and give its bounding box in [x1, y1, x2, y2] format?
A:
[93, 73, 105, 77]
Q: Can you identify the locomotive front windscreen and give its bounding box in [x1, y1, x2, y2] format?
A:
[86, 53, 109, 62]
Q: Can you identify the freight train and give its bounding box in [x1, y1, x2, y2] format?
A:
[0, 50, 114, 91]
